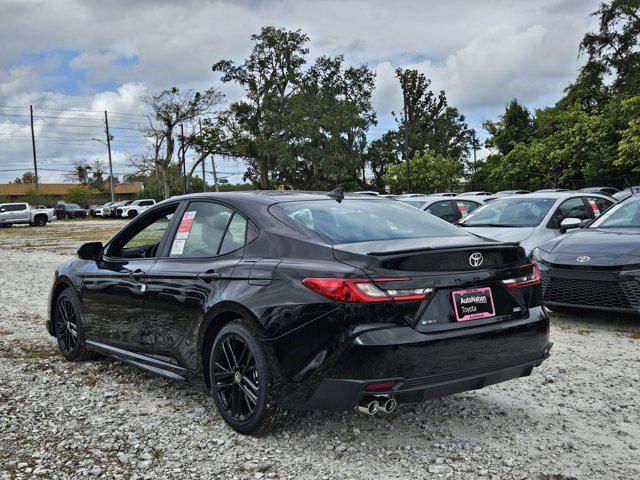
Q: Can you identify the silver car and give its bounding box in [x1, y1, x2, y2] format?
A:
[458, 192, 615, 254]
[399, 195, 485, 223]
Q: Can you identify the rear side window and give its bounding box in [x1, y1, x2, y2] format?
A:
[454, 200, 479, 217]
[425, 201, 457, 223]
[275, 199, 468, 244]
[139, 200, 155, 206]
[586, 196, 613, 216]
[168, 201, 250, 258]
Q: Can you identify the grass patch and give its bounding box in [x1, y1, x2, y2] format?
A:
[626, 331, 640, 340]
[576, 329, 594, 335]
[0, 341, 57, 361]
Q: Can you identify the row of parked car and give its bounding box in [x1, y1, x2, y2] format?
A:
[88, 199, 156, 219]
[358, 188, 638, 316]
[0, 198, 157, 227]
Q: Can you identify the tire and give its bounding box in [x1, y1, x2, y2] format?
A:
[128, 210, 138, 218]
[54, 289, 99, 361]
[210, 319, 288, 435]
[0, 223, 11, 228]
[33, 215, 47, 227]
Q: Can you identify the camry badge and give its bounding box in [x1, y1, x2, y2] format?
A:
[469, 252, 484, 267]
[577, 256, 590, 263]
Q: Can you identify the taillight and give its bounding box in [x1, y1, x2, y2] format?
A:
[302, 277, 433, 303]
[501, 263, 541, 289]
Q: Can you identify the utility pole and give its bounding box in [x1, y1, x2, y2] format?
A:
[402, 91, 412, 193]
[29, 105, 38, 189]
[199, 120, 206, 192]
[104, 111, 115, 202]
[211, 156, 220, 192]
[180, 124, 187, 194]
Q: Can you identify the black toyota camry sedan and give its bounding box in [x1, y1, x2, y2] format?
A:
[48, 190, 551, 434]
[534, 195, 640, 314]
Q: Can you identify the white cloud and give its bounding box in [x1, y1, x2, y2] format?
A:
[0, 0, 602, 181]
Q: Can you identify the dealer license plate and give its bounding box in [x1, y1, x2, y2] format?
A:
[451, 287, 496, 322]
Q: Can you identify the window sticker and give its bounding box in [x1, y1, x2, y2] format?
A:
[170, 211, 197, 255]
[456, 202, 468, 216]
[588, 199, 601, 217]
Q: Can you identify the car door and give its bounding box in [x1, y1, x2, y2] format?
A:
[81, 202, 180, 352]
[0, 204, 13, 223]
[12, 203, 30, 222]
[143, 200, 254, 369]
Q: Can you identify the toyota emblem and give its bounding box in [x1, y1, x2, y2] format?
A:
[469, 252, 484, 267]
[576, 256, 590, 263]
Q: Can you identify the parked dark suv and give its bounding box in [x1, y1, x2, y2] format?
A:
[48, 191, 551, 434]
[55, 203, 87, 220]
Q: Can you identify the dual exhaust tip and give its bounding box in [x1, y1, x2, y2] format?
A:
[357, 396, 397, 415]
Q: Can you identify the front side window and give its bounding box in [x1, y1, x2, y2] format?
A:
[548, 197, 591, 229]
[461, 198, 556, 227]
[275, 199, 467, 244]
[108, 204, 178, 259]
[169, 202, 248, 258]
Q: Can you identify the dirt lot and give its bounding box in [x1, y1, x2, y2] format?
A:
[1, 220, 639, 479]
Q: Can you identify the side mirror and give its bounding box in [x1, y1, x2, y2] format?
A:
[560, 217, 582, 233]
[77, 241, 103, 261]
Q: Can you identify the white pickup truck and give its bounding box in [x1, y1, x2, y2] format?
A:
[0, 202, 56, 227]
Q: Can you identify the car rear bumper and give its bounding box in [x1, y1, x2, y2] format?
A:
[280, 306, 550, 410]
[299, 347, 551, 410]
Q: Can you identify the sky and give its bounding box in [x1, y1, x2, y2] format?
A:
[0, 0, 601, 184]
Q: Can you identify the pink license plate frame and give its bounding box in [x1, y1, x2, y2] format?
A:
[451, 286, 496, 322]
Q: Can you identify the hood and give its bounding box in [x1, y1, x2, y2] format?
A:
[459, 226, 535, 244]
[537, 228, 640, 267]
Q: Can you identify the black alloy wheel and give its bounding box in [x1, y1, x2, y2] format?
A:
[54, 290, 98, 361]
[34, 215, 47, 227]
[210, 320, 288, 434]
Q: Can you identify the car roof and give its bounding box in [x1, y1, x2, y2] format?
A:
[162, 190, 389, 207]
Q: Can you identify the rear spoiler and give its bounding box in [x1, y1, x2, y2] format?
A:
[367, 242, 520, 256]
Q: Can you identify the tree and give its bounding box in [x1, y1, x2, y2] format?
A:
[394, 68, 472, 160]
[383, 152, 463, 193]
[65, 160, 107, 191]
[213, 27, 309, 189]
[483, 99, 535, 155]
[65, 185, 100, 205]
[365, 131, 400, 190]
[580, 0, 640, 96]
[12, 172, 35, 184]
[142, 87, 223, 198]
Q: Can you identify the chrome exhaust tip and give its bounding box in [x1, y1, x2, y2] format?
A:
[357, 398, 380, 415]
[380, 397, 397, 414]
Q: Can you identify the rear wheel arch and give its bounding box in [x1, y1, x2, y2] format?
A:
[199, 303, 266, 389]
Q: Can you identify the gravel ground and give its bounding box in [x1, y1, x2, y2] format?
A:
[1, 220, 639, 479]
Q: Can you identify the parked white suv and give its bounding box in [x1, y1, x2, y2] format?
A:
[0, 203, 56, 227]
[116, 199, 156, 218]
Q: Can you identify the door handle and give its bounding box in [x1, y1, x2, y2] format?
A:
[198, 270, 221, 282]
[129, 269, 145, 281]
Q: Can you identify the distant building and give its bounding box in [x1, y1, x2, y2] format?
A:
[0, 182, 144, 202]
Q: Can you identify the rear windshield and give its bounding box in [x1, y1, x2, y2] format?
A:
[460, 197, 555, 227]
[275, 199, 467, 244]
